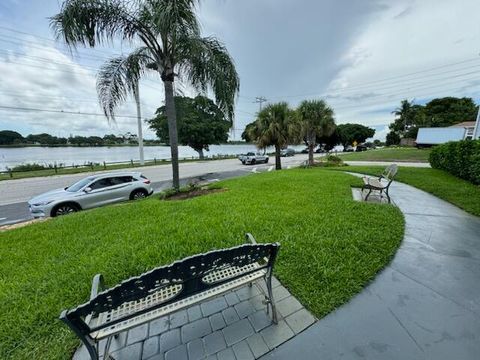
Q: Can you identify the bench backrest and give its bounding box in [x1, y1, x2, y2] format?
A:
[66, 243, 279, 331]
[382, 164, 398, 182]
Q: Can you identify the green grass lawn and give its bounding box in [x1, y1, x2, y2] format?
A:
[337, 147, 431, 162]
[330, 166, 480, 216]
[0, 169, 404, 359]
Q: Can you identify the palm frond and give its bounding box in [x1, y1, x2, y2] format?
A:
[50, 0, 148, 48]
[177, 36, 240, 121]
[97, 47, 155, 121]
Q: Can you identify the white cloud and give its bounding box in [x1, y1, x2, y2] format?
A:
[0, 39, 164, 138]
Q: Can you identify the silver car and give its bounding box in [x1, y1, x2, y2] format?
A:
[28, 172, 153, 218]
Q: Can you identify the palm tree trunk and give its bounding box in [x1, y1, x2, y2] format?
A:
[163, 79, 180, 190]
[275, 145, 282, 170]
[308, 144, 314, 166]
[133, 83, 144, 166]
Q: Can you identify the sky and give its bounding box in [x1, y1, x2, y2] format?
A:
[0, 0, 479, 140]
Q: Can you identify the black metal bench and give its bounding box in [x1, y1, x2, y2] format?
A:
[60, 234, 280, 360]
[361, 164, 398, 203]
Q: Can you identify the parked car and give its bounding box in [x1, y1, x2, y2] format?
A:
[344, 145, 354, 152]
[280, 148, 295, 157]
[355, 144, 368, 152]
[300, 148, 309, 154]
[238, 152, 269, 165]
[315, 146, 326, 153]
[28, 172, 153, 218]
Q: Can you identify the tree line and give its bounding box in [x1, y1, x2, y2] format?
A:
[148, 96, 375, 169]
[386, 96, 478, 145]
[0, 131, 161, 146]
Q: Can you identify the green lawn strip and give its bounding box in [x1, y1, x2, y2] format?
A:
[329, 166, 480, 217]
[337, 147, 431, 162]
[0, 169, 404, 359]
[0, 156, 238, 181]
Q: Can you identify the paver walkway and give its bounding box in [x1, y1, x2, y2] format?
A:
[262, 175, 480, 360]
[73, 277, 315, 360]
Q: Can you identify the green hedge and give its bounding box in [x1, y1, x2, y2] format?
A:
[429, 139, 480, 184]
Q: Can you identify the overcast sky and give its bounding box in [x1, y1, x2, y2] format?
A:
[0, 0, 479, 140]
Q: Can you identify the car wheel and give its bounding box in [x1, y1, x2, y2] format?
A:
[251, 159, 256, 165]
[242, 160, 246, 165]
[131, 189, 148, 200]
[52, 203, 78, 217]
[265, 158, 269, 163]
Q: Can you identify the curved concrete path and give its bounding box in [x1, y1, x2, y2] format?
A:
[262, 176, 480, 360]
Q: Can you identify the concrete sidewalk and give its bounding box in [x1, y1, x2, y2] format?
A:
[262, 175, 480, 360]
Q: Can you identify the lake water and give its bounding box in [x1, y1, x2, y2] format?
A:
[0, 144, 308, 170]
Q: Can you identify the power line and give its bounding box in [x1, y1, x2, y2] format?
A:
[0, 104, 142, 119]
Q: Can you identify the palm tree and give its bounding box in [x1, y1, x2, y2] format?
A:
[392, 99, 413, 135]
[297, 99, 335, 166]
[51, 0, 239, 189]
[97, 53, 146, 164]
[247, 102, 298, 170]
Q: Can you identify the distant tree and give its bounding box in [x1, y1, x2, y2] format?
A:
[297, 99, 336, 165]
[0, 130, 24, 145]
[103, 134, 123, 145]
[147, 96, 231, 159]
[386, 131, 401, 146]
[390, 99, 415, 135]
[246, 102, 298, 170]
[424, 97, 478, 127]
[337, 124, 375, 149]
[317, 129, 340, 151]
[241, 123, 256, 143]
[373, 139, 383, 147]
[26, 133, 64, 145]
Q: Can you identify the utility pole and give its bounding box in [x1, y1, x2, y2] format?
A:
[254, 96, 267, 112]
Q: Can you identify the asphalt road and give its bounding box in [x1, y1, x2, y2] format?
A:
[0, 155, 309, 226]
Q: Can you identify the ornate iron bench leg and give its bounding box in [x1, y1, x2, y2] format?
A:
[265, 270, 278, 324]
[365, 187, 373, 201]
[385, 187, 391, 203]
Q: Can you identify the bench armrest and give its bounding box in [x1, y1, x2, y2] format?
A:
[90, 274, 105, 300]
[245, 233, 257, 244]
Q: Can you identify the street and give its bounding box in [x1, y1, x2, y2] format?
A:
[0, 155, 310, 225]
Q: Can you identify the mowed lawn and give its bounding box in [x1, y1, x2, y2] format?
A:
[0, 169, 404, 359]
[331, 166, 480, 217]
[338, 147, 431, 162]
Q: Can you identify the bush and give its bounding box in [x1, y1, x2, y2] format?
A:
[9, 163, 46, 172]
[429, 139, 480, 184]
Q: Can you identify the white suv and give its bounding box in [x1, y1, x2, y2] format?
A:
[28, 172, 153, 217]
[239, 152, 269, 165]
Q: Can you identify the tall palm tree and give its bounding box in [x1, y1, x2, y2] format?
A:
[297, 99, 335, 166]
[247, 102, 298, 170]
[97, 53, 146, 164]
[392, 99, 413, 135]
[51, 0, 239, 189]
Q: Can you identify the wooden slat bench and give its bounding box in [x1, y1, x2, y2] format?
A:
[361, 164, 398, 203]
[60, 233, 280, 360]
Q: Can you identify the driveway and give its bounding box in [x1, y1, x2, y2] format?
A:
[262, 175, 480, 360]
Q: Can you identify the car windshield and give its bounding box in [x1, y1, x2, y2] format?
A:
[66, 177, 94, 192]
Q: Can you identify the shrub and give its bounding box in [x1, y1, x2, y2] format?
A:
[429, 139, 480, 184]
[9, 163, 46, 172]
